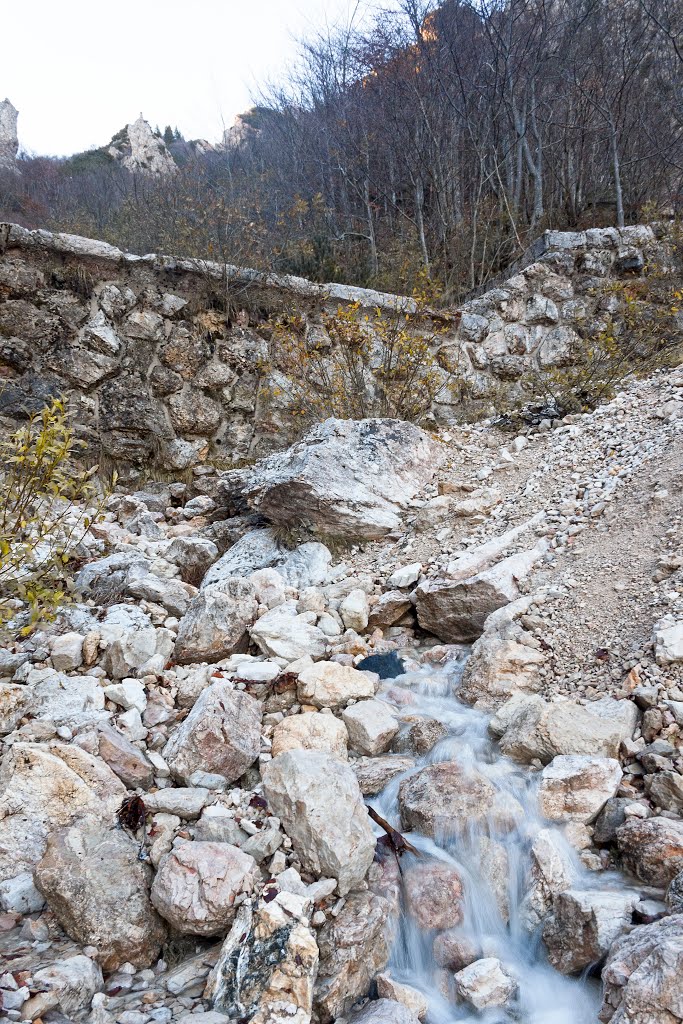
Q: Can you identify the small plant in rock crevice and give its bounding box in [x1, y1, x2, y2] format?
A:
[0, 397, 109, 637]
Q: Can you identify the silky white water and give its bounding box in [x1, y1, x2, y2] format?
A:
[367, 652, 622, 1024]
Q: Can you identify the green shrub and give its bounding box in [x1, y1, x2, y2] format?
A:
[265, 299, 458, 427]
[0, 398, 107, 636]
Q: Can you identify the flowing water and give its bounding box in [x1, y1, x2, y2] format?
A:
[367, 651, 625, 1024]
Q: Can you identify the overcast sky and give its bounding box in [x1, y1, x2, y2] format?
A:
[5, 0, 380, 158]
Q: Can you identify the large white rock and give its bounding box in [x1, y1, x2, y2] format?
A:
[250, 602, 327, 661]
[271, 713, 349, 759]
[263, 750, 375, 894]
[339, 589, 370, 631]
[538, 755, 622, 824]
[34, 823, 166, 970]
[342, 699, 399, 755]
[207, 894, 318, 1023]
[109, 115, 177, 175]
[151, 842, 259, 935]
[600, 913, 683, 1024]
[0, 98, 19, 170]
[454, 958, 516, 1010]
[163, 682, 261, 784]
[19, 955, 103, 1021]
[100, 604, 174, 678]
[459, 635, 545, 711]
[0, 742, 126, 884]
[519, 828, 575, 930]
[174, 579, 258, 664]
[653, 617, 683, 665]
[490, 694, 638, 764]
[543, 889, 639, 974]
[49, 632, 84, 671]
[219, 418, 441, 540]
[23, 667, 106, 727]
[297, 661, 376, 709]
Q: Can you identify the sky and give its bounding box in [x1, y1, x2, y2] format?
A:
[4, 0, 382, 158]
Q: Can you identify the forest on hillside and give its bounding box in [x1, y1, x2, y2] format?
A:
[2, 0, 682, 304]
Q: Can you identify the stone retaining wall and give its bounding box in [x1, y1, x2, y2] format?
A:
[0, 221, 668, 480]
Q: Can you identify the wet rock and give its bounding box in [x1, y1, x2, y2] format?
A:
[600, 914, 683, 1023]
[314, 891, 391, 1022]
[399, 760, 522, 838]
[538, 755, 622, 824]
[151, 841, 259, 935]
[543, 889, 638, 974]
[459, 636, 545, 711]
[297, 660, 377, 709]
[356, 651, 405, 679]
[0, 742, 126, 885]
[349, 999, 421, 1024]
[353, 754, 416, 795]
[376, 975, 428, 1020]
[250, 602, 327, 662]
[173, 579, 258, 664]
[342, 699, 399, 755]
[271, 712, 349, 759]
[432, 931, 480, 971]
[19, 955, 103, 1021]
[519, 828, 575, 931]
[667, 869, 683, 912]
[263, 750, 375, 895]
[406, 717, 449, 755]
[617, 817, 683, 886]
[491, 694, 637, 764]
[454, 957, 516, 1011]
[34, 823, 166, 970]
[163, 682, 261, 784]
[593, 798, 633, 845]
[404, 861, 465, 930]
[207, 894, 318, 1023]
[220, 417, 440, 540]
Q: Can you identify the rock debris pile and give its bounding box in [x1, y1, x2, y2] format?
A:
[0, 368, 681, 1023]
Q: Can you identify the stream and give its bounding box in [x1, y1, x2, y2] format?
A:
[367, 650, 625, 1024]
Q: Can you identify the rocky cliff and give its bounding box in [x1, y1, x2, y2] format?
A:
[0, 220, 671, 486]
[0, 99, 19, 171]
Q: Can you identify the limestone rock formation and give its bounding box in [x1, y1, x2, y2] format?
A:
[108, 116, 177, 175]
[0, 98, 19, 171]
